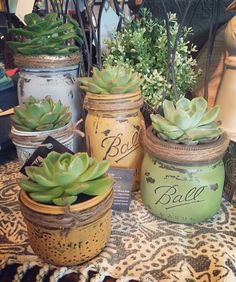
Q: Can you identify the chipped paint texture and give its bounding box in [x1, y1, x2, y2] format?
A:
[141, 153, 225, 224]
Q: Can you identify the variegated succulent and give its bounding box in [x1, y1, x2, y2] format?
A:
[19, 151, 113, 206]
[11, 96, 71, 132]
[78, 65, 142, 94]
[151, 97, 223, 144]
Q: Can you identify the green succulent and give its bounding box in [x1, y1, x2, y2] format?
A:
[11, 96, 71, 132]
[7, 13, 83, 55]
[19, 151, 113, 206]
[78, 66, 142, 94]
[151, 97, 223, 145]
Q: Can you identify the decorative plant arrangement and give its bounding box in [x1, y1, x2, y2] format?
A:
[7, 12, 84, 138]
[19, 151, 113, 205]
[11, 96, 71, 132]
[104, 8, 200, 108]
[140, 96, 229, 224]
[18, 151, 114, 265]
[79, 65, 142, 94]
[7, 12, 83, 55]
[79, 65, 144, 190]
[151, 97, 223, 145]
[11, 96, 74, 164]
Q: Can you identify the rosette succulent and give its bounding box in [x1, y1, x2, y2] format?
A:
[11, 96, 71, 131]
[78, 66, 142, 94]
[151, 97, 223, 144]
[19, 151, 113, 206]
[7, 12, 83, 55]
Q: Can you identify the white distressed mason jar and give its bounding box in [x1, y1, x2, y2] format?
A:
[14, 52, 83, 151]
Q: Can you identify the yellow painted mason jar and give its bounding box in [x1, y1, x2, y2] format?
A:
[84, 92, 144, 190]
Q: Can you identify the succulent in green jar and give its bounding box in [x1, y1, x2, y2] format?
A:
[19, 151, 113, 206]
[78, 65, 142, 94]
[7, 12, 83, 55]
[11, 96, 72, 132]
[151, 97, 223, 145]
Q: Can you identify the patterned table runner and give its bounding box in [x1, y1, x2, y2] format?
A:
[0, 160, 236, 281]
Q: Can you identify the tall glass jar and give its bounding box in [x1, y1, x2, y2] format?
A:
[84, 91, 144, 190]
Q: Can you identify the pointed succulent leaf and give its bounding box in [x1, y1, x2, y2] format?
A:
[151, 114, 179, 133]
[176, 97, 190, 111]
[82, 176, 113, 196]
[24, 13, 41, 26]
[52, 195, 77, 206]
[25, 166, 57, 187]
[39, 112, 59, 125]
[36, 124, 54, 131]
[198, 106, 220, 126]
[77, 159, 99, 182]
[19, 179, 48, 192]
[65, 182, 90, 195]
[186, 127, 223, 141]
[174, 108, 191, 130]
[42, 151, 61, 177]
[29, 187, 64, 204]
[163, 100, 176, 124]
[44, 13, 58, 26]
[164, 129, 184, 140]
[190, 97, 207, 114]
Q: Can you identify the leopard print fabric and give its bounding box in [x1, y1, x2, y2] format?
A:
[0, 160, 236, 281]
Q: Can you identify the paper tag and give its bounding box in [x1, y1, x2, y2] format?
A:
[15, 0, 35, 24]
[109, 167, 133, 212]
[20, 136, 73, 176]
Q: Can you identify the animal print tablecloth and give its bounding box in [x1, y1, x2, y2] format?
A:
[0, 160, 236, 282]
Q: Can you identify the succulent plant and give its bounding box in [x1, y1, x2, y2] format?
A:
[19, 151, 113, 205]
[151, 97, 223, 144]
[7, 13, 83, 55]
[78, 65, 142, 94]
[11, 96, 71, 131]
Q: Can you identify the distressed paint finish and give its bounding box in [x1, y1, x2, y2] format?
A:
[17, 65, 81, 123]
[19, 188, 113, 266]
[84, 92, 144, 191]
[141, 153, 225, 224]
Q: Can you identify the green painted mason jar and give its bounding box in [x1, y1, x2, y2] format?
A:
[140, 127, 229, 224]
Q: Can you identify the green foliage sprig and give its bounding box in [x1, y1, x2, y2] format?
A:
[7, 13, 83, 55]
[104, 8, 200, 108]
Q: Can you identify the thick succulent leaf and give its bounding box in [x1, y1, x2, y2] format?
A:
[82, 176, 113, 196]
[52, 195, 77, 206]
[163, 100, 176, 124]
[151, 114, 179, 133]
[18, 179, 48, 192]
[44, 13, 58, 26]
[92, 68, 107, 88]
[198, 106, 220, 126]
[39, 112, 59, 125]
[29, 187, 64, 204]
[24, 13, 41, 26]
[176, 97, 191, 111]
[89, 160, 110, 180]
[9, 28, 37, 38]
[174, 108, 191, 130]
[67, 15, 83, 36]
[36, 124, 54, 131]
[190, 97, 207, 114]
[163, 129, 184, 140]
[13, 124, 33, 131]
[77, 160, 99, 182]
[25, 166, 57, 187]
[42, 151, 61, 177]
[65, 182, 90, 195]
[186, 127, 222, 141]
[189, 111, 205, 129]
[11, 114, 22, 125]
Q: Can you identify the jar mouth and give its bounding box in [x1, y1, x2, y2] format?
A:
[14, 52, 81, 69]
[143, 126, 229, 166]
[84, 91, 143, 111]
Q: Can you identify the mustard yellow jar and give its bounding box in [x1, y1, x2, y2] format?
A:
[84, 92, 144, 190]
[19, 188, 113, 266]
